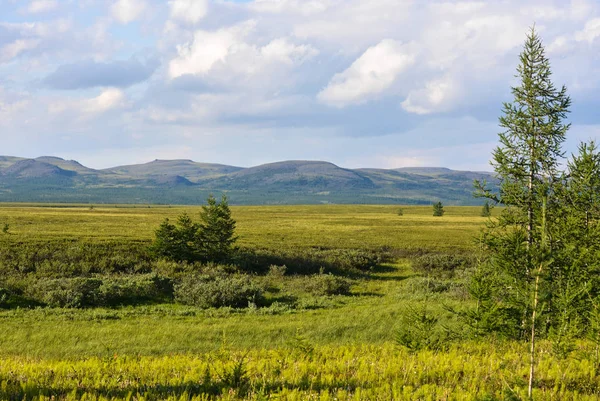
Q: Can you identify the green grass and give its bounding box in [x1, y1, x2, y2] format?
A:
[3, 204, 598, 400]
[0, 204, 492, 251]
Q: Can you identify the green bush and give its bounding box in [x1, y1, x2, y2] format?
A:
[233, 247, 381, 275]
[302, 274, 352, 296]
[412, 253, 475, 278]
[99, 274, 173, 306]
[174, 274, 263, 308]
[23, 275, 173, 308]
[26, 277, 103, 308]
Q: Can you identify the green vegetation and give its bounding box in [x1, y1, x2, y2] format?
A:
[432, 201, 444, 217]
[2, 29, 600, 401]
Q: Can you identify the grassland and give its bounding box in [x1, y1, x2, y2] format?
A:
[1, 204, 599, 400]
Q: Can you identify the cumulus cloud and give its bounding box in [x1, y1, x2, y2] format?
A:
[168, 21, 318, 90]
[111, 0, 146, 24]
[27, 0, 58, 13]
[401, 75, 461, 115]
[168, 0, 208, 24]
[317, 39, 415, 107]
[575, 18, 600, 43]
[44, 58, 159, 90]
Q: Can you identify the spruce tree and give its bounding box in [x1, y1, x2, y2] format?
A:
[480, 201, 491, 217]
[474, 27, 571, 398]
[197, 194, 237, 263]
[432, 202, 444, 217]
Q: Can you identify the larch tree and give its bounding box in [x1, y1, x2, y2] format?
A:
[474, 26, 571, 398]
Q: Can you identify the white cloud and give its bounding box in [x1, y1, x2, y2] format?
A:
[401, 75, 460, 115]
[0, 39, 41, 63]
[317, 39, 414, 107]
[49, 88, 126, 116]
[111, 0, 147, 24]
[168, 21, 317, 91]
[169, 23, 248, 78]
[83, 88, 126, 113]
[168, 0, 208, 24]
[575, 18, 600, 43]
[27, 0, 58, 13]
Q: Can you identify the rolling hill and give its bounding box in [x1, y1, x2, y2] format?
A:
[0, 156, 496, 205]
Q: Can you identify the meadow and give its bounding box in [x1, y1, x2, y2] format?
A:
[1, 205, 599, 400]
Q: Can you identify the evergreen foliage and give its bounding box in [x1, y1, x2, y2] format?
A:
[432, 202, 444, 217]
[480, 201, 491, 217]
[471, 27, 600, 396]
[150, 195, 237, 263]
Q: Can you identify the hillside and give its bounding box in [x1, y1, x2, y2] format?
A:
[0, 156, 495, 205]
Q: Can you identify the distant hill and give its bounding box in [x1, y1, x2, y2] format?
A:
[0, 156, 496, 205]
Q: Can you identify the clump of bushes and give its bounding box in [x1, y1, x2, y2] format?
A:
[233, 247, 381, 275]
[302, 273, 352, 296]
[411, 253, 475, 278]
[174, 273, 263, 309]
[24, 274, 173, 308]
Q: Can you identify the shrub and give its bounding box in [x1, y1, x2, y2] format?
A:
[412, 253, 475, 278]
[302, 274, 352, 296]
[174, 274, 263, 308]
[26, 277, 103, 308]
[99, 274, 173, 306]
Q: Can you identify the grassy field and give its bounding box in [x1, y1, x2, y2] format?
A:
[0, 204, 490, 250]
[1, 204, 599, 400]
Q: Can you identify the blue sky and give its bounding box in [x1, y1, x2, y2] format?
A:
[1, 0, 599, 170]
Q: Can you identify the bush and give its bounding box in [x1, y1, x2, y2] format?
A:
[99, 274, 173, 306]
[412, 253, 475, 278]
[174, 274, 263, 308]
[26, 277, 103, 308]
[24, 275, 173, 308]
[302, 274, 352, 296]
[233, 247, 381, 275]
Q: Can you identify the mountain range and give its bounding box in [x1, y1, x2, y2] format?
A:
[0, 156, 496, 205]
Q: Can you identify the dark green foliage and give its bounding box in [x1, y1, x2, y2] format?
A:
[412, 253, 475, 279]
[233, 247, 381, 275]
[174, 273, 263, 308]
[198, 194, 237, 263]
[432, 202, 444, 217]
[26, 277, 104, 308]
[150, 195, 237, 263]
[2, 224, 9, 234]
[397, 208, 404, 216]
[302, 273, 352, 296]
[480, 201, 491, 217]
[23, 274, 173, 308]
[395, 303, 448, 352]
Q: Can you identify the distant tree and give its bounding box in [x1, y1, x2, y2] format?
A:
[397, 208, 404, 216]
[150, 195, 237, 264]
[197, 194, 237, 263]
[480, 201, 491, 217]
[432, 202, 444, 217]
[2, 223, 9, 235]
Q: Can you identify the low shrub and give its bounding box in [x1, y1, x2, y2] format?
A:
[302, 274, 352, 296]
[411, 253, 475, 278]
[233, 247, 381, 275]
[174, 274, 263, 308]
[26, 277, 103, 308]
[24, 274, 173, 308]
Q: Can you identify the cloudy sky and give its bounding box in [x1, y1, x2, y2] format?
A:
[1, 0, 599, 170]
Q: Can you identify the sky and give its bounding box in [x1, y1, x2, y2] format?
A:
[1, 0, 599, 171]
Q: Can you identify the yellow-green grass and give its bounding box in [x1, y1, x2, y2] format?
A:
[2, 342, 599, 400]
[0, 204, 493, 251]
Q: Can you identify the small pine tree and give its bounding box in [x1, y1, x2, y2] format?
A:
[480, 201, 491, 217]
[432, 202, 444, 217]
[197, 194, 237, 263]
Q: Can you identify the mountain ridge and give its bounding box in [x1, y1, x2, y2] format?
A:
[0, 156, 496, 205]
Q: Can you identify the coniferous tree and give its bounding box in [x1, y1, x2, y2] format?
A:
[480, 201, 491, 217]
[473, 27, 571, 398]
[197, 194, 237, 263]
[432, 202, 444, 217]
